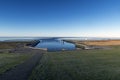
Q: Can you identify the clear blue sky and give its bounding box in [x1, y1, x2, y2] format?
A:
[0, 0, 120, 37]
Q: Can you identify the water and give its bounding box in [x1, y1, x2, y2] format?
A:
[35, 39, 76, 52]
[0, 37, 37, 41]
[1, 37, 119, 52]
[0, 37, 119, 41]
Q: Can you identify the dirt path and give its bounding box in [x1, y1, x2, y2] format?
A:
[0, 53, 43, 80]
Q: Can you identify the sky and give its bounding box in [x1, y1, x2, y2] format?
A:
[0, 0, 120, 37]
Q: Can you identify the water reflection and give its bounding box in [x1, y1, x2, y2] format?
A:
[36, 39, 76, 52]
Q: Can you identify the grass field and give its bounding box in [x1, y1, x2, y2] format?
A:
[30, 46, 120, 80]
[0, 40, 39, 49]
[0, 53, 33, 74]
[73, 40, 120, 46]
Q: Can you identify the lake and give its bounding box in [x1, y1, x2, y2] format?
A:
[0, 37, 117, 52]
[35, 39, 76, 51]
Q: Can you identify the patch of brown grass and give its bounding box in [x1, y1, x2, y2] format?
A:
[76, 40, 120, 46]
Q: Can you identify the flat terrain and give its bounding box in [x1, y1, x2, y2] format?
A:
[71, 40, 120, 46]
[0, 53, 33, 74]
[1, 40, 120, 80]
[0, 40, 39, 49]
[0, 42, 29, 49]
[30, 46, 120, 80]
[0, 40, 44, 80]
[0, 52, 43, 80]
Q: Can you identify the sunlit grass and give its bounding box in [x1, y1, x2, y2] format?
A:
[30, 46, 120, 80]
[0, 53, 33, 74]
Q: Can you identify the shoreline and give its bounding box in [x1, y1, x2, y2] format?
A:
[63, 39, 120, 50]
[0, 40, 47, 53]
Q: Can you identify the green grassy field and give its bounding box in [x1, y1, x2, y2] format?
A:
[30, 46, 120, 80]
[0, 53, 33, 74]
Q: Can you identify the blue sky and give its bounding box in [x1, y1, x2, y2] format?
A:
[0, 0, 120, 37]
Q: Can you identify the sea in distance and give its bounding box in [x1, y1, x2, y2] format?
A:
[0, 37, 119, 51]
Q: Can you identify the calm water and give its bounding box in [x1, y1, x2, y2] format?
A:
[35, 39, 76, 51]
[0, 37, 118, 41]
[0, 37, 36, 41]
[0, 37, 119, 52]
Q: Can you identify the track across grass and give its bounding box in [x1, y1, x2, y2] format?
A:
[0, 52, 43, 80]
[30, 46, 120, 80]
[0, 53, 33, 74]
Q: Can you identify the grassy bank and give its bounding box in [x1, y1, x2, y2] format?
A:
[0, 40, 40, 49]
[66, 40, 120, 46]
[63, 40, 86, 49]
[81, 40, 120, 46]
[64, 40, 120, 49]
[0, 53, 33, 74]
[30, 46, 120, 80]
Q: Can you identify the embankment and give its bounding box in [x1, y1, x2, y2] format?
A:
[0, 40, 45, 53]
[63, 40, 112, 50]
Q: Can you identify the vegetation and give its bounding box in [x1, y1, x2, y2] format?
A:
[64, 40, 86, 49]
[0, 40, 39, 49]
[0, 53, 33, 74]
[75, 40, 120, 46]
[30, 46, 120, 80]
[75, 44, 85, 49]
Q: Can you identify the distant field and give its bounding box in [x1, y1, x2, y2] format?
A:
[75, 40, 120, 46]
[30, 46, 120, 80]
[0, 42, 30, 49]
[0, 53, 33, 74]
[0, 40, 39, 49]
